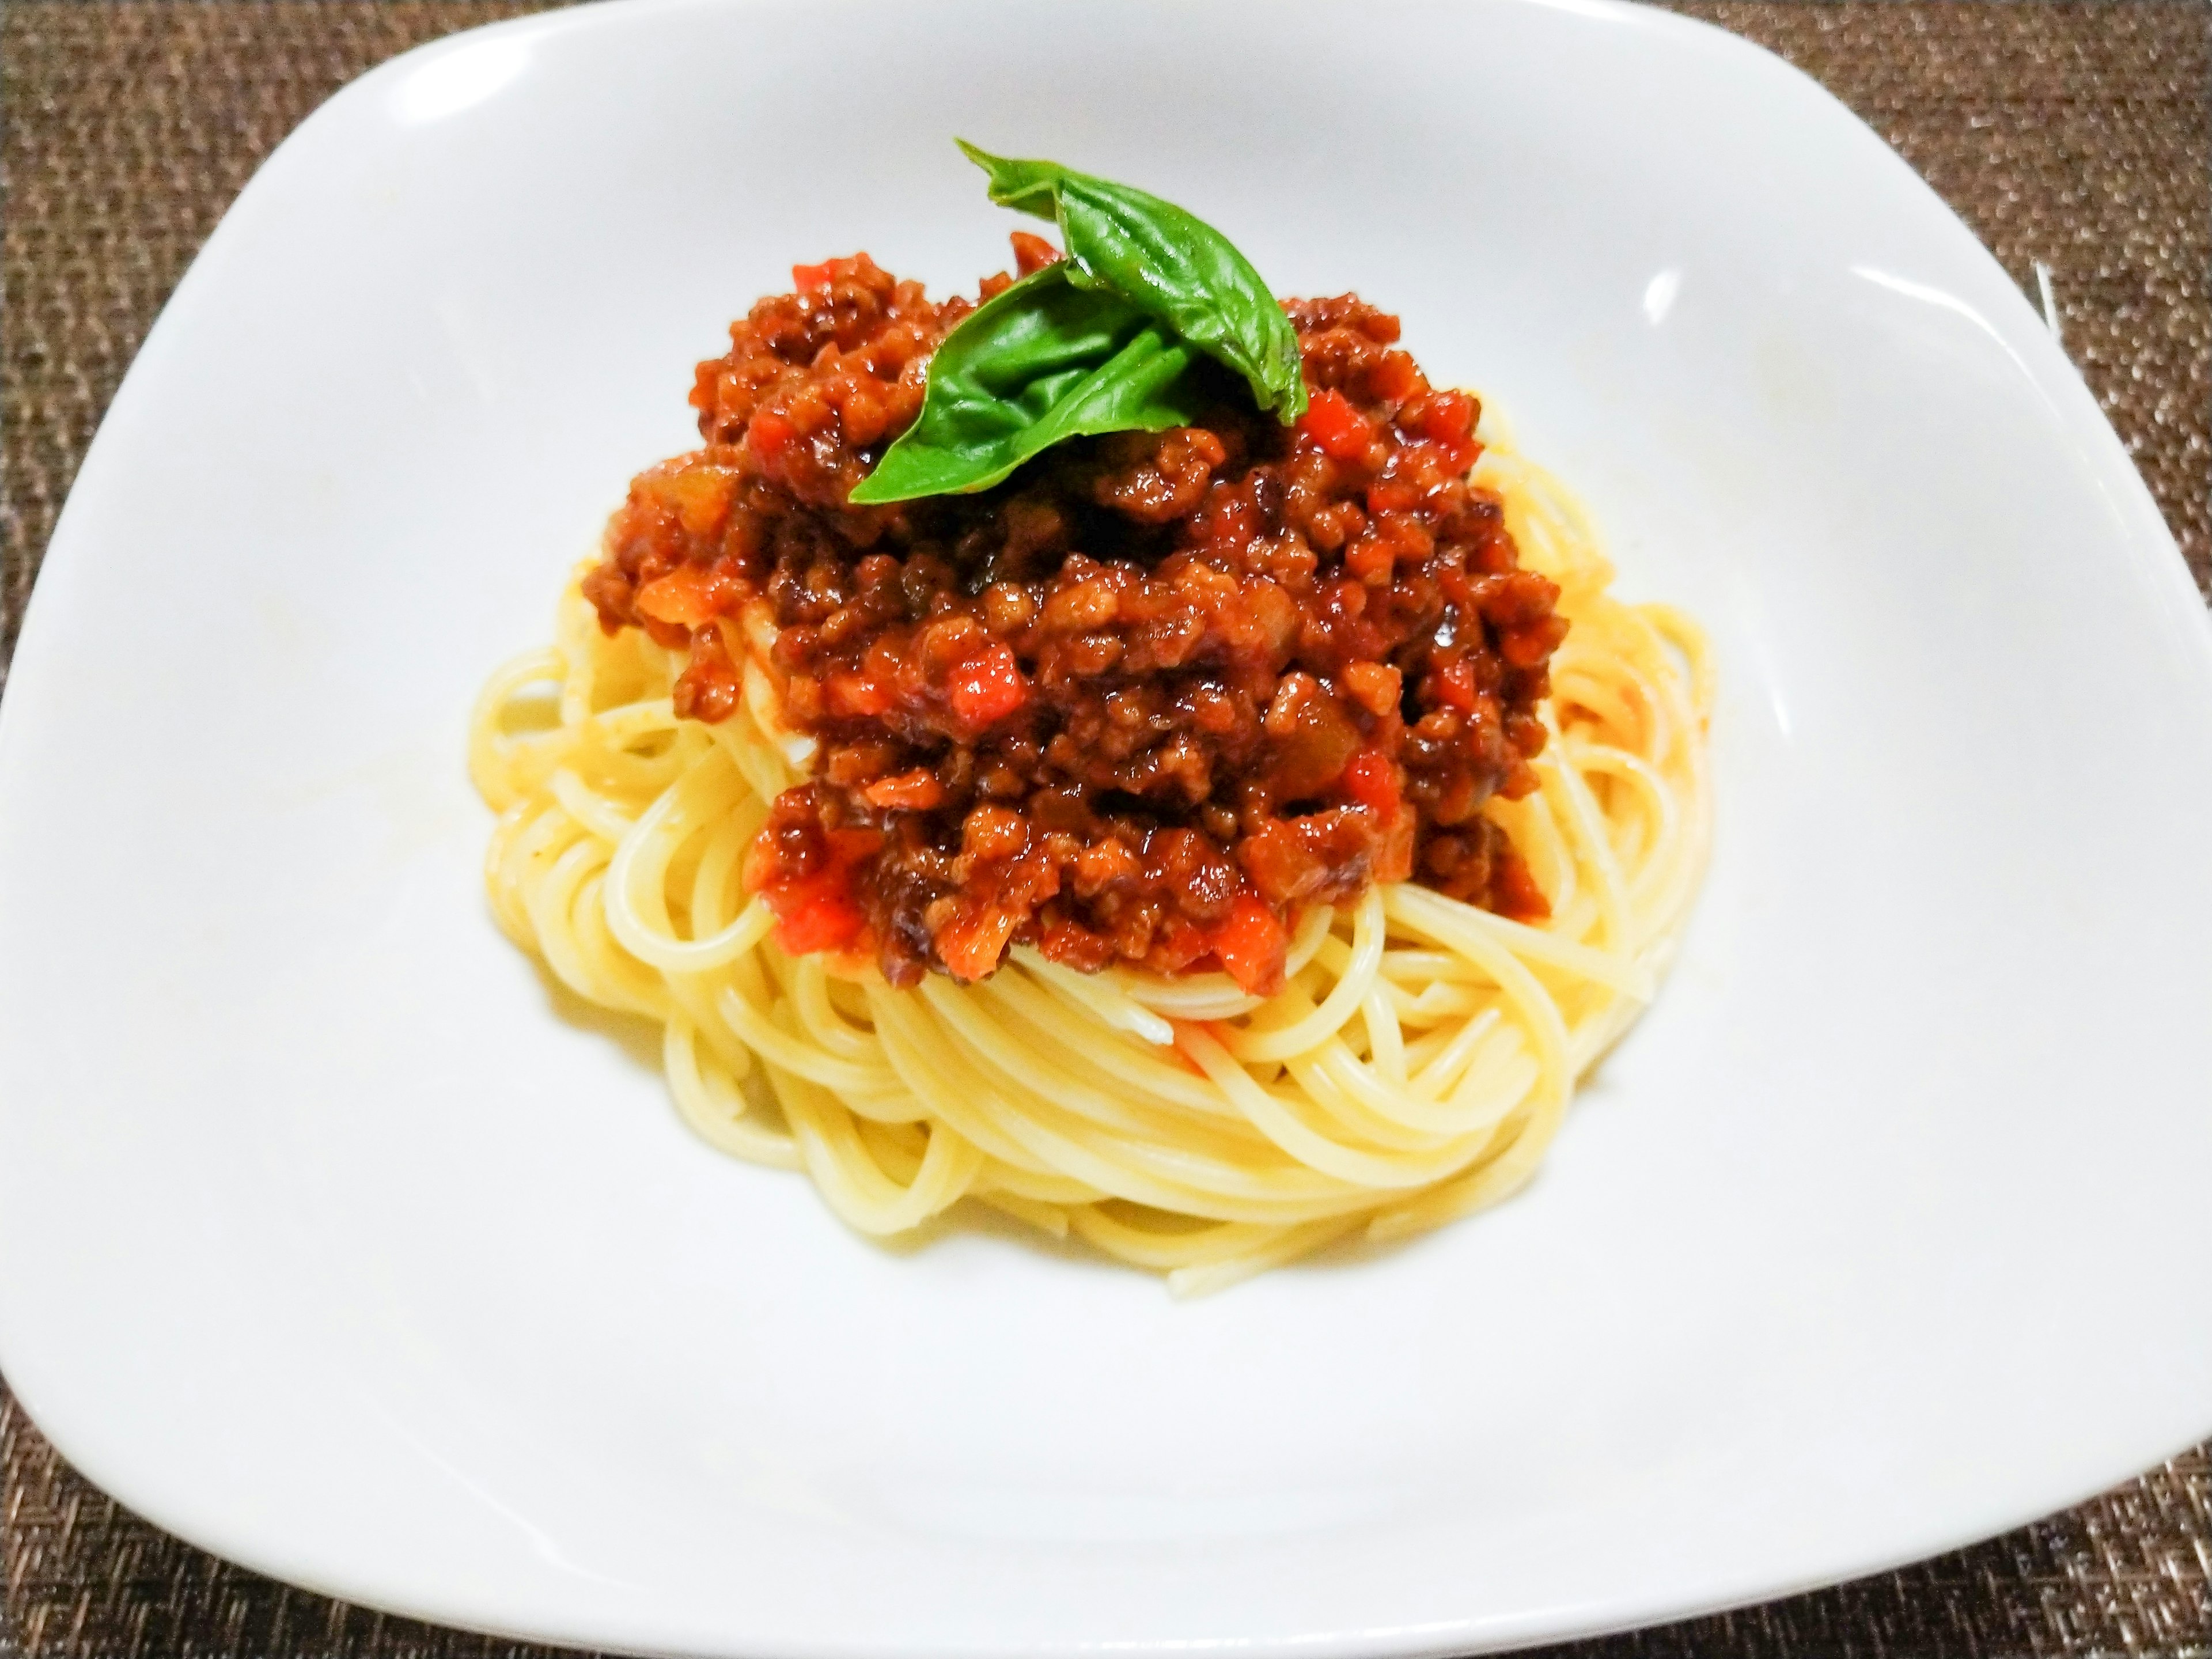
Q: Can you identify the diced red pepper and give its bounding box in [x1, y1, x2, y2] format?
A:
[1429, 656, 1478, 713]
[748, 410, 796, 461]
[1340, 748, 1400, 823]
[767, 876, 866, 956]
[1209, 895, 1289, 997]
[1415, 391, 1476, 446]
[1371, 350, 1422, 402]
[946, 640, 1028, 729]
[791, 262, 834, 291]
[1298, 389, 1372, 462]
[1151, 916, 1213, 975]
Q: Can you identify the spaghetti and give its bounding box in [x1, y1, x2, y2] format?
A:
[470, 423, 1711, 1293]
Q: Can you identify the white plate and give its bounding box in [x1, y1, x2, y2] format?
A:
[3, 0, 2209, 1653]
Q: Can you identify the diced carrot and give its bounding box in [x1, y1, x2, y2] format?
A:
[946, 640, 1028, 729]
[1209, 895, 1288, 997]
[937, 905, 1019, 982]
[863, 768, 946, 811]
[827, 671, 894, 717]
[668, 466, 738, 537]
[634, 563, 725, 629]
[1009, 230, 1062, 275]
[1298, 389, 1372, 462]
[825, 826, 885, 864]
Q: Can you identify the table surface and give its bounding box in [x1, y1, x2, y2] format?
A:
[2, 2, 2207, 1655]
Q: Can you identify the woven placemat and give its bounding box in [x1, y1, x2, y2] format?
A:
[2, 3, 2207, 1655]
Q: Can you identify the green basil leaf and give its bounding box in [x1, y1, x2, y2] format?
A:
[956, 140, 1308, 423]
[847, 264, 1210, 505]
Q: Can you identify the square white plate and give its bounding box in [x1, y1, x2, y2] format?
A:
[3, 1, 2209, 1654]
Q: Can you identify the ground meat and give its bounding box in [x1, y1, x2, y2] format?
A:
[584, 247, 1565, 993]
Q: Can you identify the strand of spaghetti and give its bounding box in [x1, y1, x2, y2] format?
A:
[1407, 1003, 1505, 1097]
[764, 992, 927, 1124]
[570, 869, 675, 1018]
[523, 832, 626, 1003]
[1641, 601, 1718, 718]
[661, 954, 759, 1080]
[857, 989, 1073, 1177]
[1302, 1017, 1528, 1141]
[1374, 948, 1480, 982]
[853, 1118, 929, 1181]
[467, 647, 566, 808]
[686, 807, 756, 935]
[871, 987, 1369, 1218]
[1566, 745, 1677, 920]
[789, 957, 885, 1063]
[554, 605, 599, 728]
[1216, 887, 1386, 1062]
[1389, 884, 1652, 1001]
[778, 1073, 983, 1234]
[1540, 749, 1637, 958]
[603, 756, 779, 974]
[706, 704, 796, 806]
[1393, 980, 1491, 1022]
[976, 1161, 1100, 1205]
[978, 972, 1233, 1115]
[1065, 1207, 1278, 1271]
[1281, 1041, 1494, 1152]
[914, 976, 1262, 1149]
[972, 1190, 1072, 1238]
[1176, 1023, 1497, 1190]
[550, 767, 641, 843]
[715, 979, 900, 1096]
[1363, 988, 1408, 1089]
[1366, 1065, 1566, 1244]
[741, 659, 815, 769]
[660, 1016, 808, 1166]
[484, 799, 566, 944]
[1382, 887, 1574, 1113]
[1397, 1009, 1504, 1097]
[1008, 948, 1175, 1046]
[1166, 1215, 1370, 1298]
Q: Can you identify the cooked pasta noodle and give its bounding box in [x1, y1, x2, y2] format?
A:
[469, 424, 1711, 1293]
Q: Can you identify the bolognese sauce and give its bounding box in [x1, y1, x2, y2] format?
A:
[581, 243, 1566, 995]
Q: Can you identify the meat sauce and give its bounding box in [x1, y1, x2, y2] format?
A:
[582, 243, 1566, 995]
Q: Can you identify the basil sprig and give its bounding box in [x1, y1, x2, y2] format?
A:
[847, 144, 1305, 506]
[955, 142, 1306, 421]
[849, 265, 1208, 504]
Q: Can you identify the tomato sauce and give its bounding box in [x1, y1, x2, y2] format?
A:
[582, 247, 1564, 993]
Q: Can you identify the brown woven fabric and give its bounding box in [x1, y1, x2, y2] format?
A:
[1, 2, 2207, 1654]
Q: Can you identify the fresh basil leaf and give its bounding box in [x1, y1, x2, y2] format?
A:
[956, 140, 1308, 423]
[847, 264, 1210, 505]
